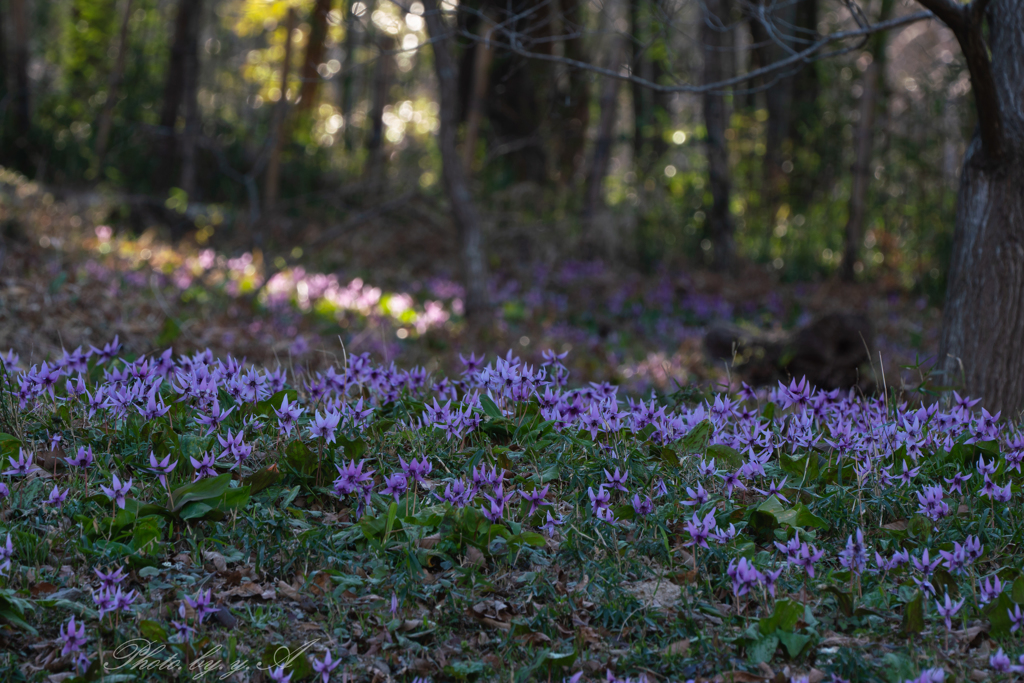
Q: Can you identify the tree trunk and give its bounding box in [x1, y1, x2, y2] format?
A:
[462, 16, 494, 174]
[265, 8, 297, 215]
[422, 0, 489, 319]
[0, 1, 8, 109]
[840, 0, 894, 282]
[938, 0, 1024, 414]
[581, 6, 623, 239]
[93, 0, 134, 176]
[365, 35, 393, 195]
[298, 0, 333, 112]
[156, 0, 204, 190]
[702, 0, 735, 272]
[8, 0, 32, 173]
[341, 0, 360, 151]
[629, 0, 669, 173]
[555, 0, 589, 183]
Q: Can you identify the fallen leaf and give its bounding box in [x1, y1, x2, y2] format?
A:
[661, 639, 690, 656]
[202, 550, 227, 572]
[465, 546, 485, 568]
[30, 582, 58, 598]
[882, 520, 908, 531]
[277, 580, 301, 601]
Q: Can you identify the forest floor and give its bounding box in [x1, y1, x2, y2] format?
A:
[3, 170, 1003, 683]
[0, 169, 942, 402]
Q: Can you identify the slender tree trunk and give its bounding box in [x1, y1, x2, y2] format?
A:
[938, 0, 1024, 414]
[555, 0, 589, 183]
[840, 0, 893, 282]
[156, 0, 204, 189]
[341, 0, 360, 151]
[8, 0, 32, 173]
[0, 1, 8, 109]
[365, 34, 393, 194]
[265, 7, 297, 215]
[298, 0, 332, 112]
[422, 0, 489, 319]
[94, 0, 134, 176]
[702, 0, 735, 272]
[629, 0, 668, 173]
[582, 6, 623, 238]
[462, 16, 494, 174]
[179, 30, 201, 201]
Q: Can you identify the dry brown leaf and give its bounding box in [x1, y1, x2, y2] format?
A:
[882, 520, 908, 531]
[661, 639, 690, 656]
[309, 571, 332, 597]
[277, 580, 301, 601]
[30, 582, 58, 598]
[220, 582, 264, 599]
[465, 546, 485, 568]
[417, 534, 441, 549]
[480, 617, 511, 631]
[202, 550, 228, 572]
[715, 672, 766, 683]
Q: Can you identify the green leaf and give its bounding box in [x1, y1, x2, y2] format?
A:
[0, 589, 36, 635]
[244, 466, 282, 495]
[1012, 576, 1024, 604]
[901, 591, 924, 635]
[747, 634, 778, 664]
[759, 598, 804, 635]
[139, 619, 168, 642]
[337, 435, 368, 460]
[707, 443, 744, 468]
[985, 592, 1016, 637]
[823, 586, 853, 617]
[777, 630, 812, 658]
[171, 473, 232, 512]
[180, 502, 218, 520]
[285, 441, 317, 476]
[681, 420, 713, 455]
[774, 504, 829, 530]
[479, 395, 503, 420]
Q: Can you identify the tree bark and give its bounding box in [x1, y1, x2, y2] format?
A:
[581, 6, 624, 239]
[265, 7, 297, 215]
[340, 0, 360, 151]
[365, 34, 393, 195]
[629, 0, 669, 173]
[7, 0, 32, 173]
[937, 0, 1024, 414]
[462, 15, 495, 174]
[156, 0, 204, 190]
[702, 0, 736, 272]
[93, 0, 134, 176]
[179, 2, 203, 201]
[840, 0, 894, 282]
[422, 0, 490, 320]
[298, 0, 333, 112]
[555, 0, 589, 183]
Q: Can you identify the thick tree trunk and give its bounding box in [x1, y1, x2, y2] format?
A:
[840, 0, 893, 282]
[8, 0, 32, 173]
[422, 0, 489, 320]
[298, 0, 332, 112]
[156, 0, 204, 190]
[938, 0, 1024, 414]
[629, 0, 669, 173]
[94, 0, 134, 176]
[702, 0, 735, 272]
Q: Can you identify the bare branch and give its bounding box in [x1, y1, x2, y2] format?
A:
[911, 0, 965, 31]
[458, 10, 933, 96]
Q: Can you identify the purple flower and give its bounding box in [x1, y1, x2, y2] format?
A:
[185, 588, 216, 623]
[682, 483, 709, 507]
[333, 460, 375, 497]
[980, 575, 1003, 605]
[268, 665, 293, 683]
[934, 592, 964, 631]
[684, 511, 716, 549]
[99, 474, 132, 509]
[311, 651, 341, 683]
[899, 460, 921, 487]
[195, 401, 234, 436]
[915, 484, 949, 521]
[3, 448, 39, 477]
[588, 486, 611, 514]
[792, 542, 825, 578]
[309, 409, 342, 444]
[838, 528, 867, 575]
[603, 467, 628, 493]
[45, 484, 68, 508]
[520, 485, 551, 516]
[381, 472, 408, 503]
[68, 445, 94, 468]
[727, 557, 763, 597]
[400, 455, 432, 484]
[754, 478, 790, 504]
[991, 648, 1012, 673]
[95, 566, 128, 590]
[274, 394, 305, 437]
[149, 451, 178, 489]
[943, 472, 970, 495]
[59, 616, 88, 656]
[189, 451, 218, 481]
[1009, 603, 1024, 633]
[719, 469, 747, 498]
[171, 603, 195, 643]
[631, 493, 655, 517]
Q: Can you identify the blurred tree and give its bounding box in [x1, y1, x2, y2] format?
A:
[552, 0, 589, 184]
[841, 0, 894, 282]
[461, 9, 494, 174]
[423, 0, 489, 319]
[156, 0, 204, 193]
[7, 0, 32, 173]
[628, 0, 669, 174]
[702, 0, 735, 272]
[265, 7, 297, 215]
[364, 33, 393, 195]
[93, 0, 135, 176]
[298, 0, 333, 112]
[340, 0, 360, 151]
